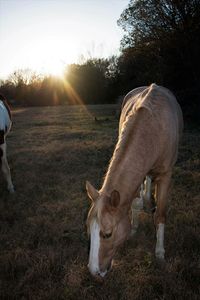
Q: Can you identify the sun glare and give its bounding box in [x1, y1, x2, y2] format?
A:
[44, 60, 65, 78]
[19, 38, 77, 79]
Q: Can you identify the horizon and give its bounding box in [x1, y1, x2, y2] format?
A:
[0, 0, 128, 80]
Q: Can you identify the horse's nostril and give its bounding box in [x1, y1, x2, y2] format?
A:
[94, 273, 104, 282]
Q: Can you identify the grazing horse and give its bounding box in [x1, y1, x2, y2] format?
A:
[86, 84, 183, 278]
[0, 94, 14, 193]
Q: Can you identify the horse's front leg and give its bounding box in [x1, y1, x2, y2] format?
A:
[154, 171, 172, 260]
[131, 183, 144, 235]
[0, 142, 14, 193]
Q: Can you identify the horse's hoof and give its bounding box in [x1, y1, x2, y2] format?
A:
[8, 186, 15, 194]
[156, 256, 166, 269]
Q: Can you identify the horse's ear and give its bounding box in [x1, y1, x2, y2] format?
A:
[110, 190, 120, 208]
[86, 181, 99, 202]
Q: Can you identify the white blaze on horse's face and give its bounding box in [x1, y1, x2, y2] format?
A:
[88, 219, 100, 276]
[88, 219, 108, 277]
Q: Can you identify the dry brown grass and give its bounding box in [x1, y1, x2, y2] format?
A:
[0, 105, 199, 300]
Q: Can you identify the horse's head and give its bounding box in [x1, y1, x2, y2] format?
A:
[86, 181, 131, 278]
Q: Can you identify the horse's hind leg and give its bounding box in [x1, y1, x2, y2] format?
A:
[154, 171, 172, 260]
[0, 143, 14, 193]
[131, 183, 144, 235]
[143, 176, 152, 201]
[143, 176, 155, 212]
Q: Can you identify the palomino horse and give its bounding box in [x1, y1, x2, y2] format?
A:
[86, 84, 183, 278]
[0, 94, 14, 193]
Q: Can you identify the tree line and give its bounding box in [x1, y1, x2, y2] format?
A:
[0, 0, 199, 121]
[0, 58, 119, 107]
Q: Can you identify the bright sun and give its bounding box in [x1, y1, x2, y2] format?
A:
[44, 59, 65, 77]
[23, 38, 76, 78]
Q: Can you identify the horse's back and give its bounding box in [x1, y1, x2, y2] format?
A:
[120, 84, 183, 171]
[121, 84, 183, 133]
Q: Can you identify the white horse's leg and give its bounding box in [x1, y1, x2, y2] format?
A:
[0, 143, 14, 193]
[155, 223, 165, 260]
[154, 172, 171, 260]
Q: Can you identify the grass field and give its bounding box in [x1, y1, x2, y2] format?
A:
[0, 105, 200, 300]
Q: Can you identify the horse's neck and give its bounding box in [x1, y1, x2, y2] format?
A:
[101, 154, 146, 205]
[101, 110, 155, 205]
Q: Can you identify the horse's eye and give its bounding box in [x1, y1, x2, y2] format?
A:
[100, 231, 112, 239]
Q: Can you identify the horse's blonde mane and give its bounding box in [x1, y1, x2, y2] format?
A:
[102, 107, 148, 189]
[102, 84, 164, 190]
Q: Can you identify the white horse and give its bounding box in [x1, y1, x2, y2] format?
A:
[0, 94, 14, 193]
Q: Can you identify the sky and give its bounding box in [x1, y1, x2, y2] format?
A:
[0, 0, 129, 79]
